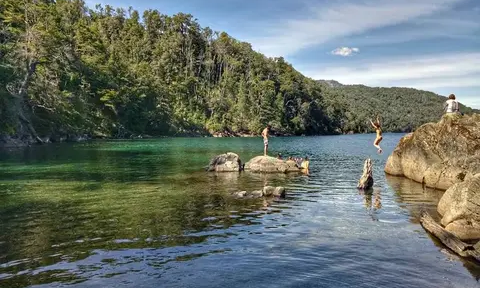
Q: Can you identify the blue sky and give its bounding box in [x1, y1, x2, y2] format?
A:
[85, 0, 480, 109]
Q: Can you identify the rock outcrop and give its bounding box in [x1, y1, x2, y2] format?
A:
[245, 156, 302, 173]
[437, 174, 480, 241]
[206, 152, 242, 172]
[386, 114, 480, 242]
[385, 114, 480, 190]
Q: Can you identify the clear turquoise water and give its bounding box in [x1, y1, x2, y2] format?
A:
[0, 134, 478, 288]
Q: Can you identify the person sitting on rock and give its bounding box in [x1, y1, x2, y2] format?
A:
[294, 157, 303, 167]
[277, 153, 282, 160]
[370, 116, 383, 154]
[261, 124, 271, 156]
[444, 94, 460, 115]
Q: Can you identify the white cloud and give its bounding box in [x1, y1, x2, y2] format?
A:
[248, 0, 467, 57]
[303, 52, 479, 85]
[331, 47, 359, 56]
[300, 52, 480, 108]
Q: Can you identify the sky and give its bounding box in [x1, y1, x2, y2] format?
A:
[85, 0, 480, 109]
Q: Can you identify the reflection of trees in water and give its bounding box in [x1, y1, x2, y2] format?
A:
[0, 167, 294, 287]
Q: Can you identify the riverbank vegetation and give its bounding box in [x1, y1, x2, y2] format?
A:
[1, 0, 478, 144]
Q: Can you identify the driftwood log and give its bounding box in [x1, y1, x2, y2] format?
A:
[420, 211, 479, 261]
[357, 158, 373, 190]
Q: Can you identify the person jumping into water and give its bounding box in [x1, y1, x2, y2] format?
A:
[261, 124, 271, 156]
[370, 116, 383, 154]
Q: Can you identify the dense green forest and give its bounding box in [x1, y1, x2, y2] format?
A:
[0, 0, 478, 145]
[318, 81, 479, 133]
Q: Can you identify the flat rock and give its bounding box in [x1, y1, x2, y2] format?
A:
[245, 156, 302, 173]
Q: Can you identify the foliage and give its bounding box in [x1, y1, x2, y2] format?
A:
[0, 1, 477, 140]
[320, 83, 479, 133]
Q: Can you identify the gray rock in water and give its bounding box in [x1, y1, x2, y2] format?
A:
[232, 191, 247, 198]
[231, 186, 286, 199]
[207, 152, 242, 172]
[263, 186, 286, 197]
[249, 190, 263, 198]
[245, 156, 301, 173]
[437, 173, 480, 241]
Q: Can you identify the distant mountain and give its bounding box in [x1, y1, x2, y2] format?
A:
[317, 79, 344, 88]
[317, 80, 479, 133]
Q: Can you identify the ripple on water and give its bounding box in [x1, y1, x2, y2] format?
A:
[0, 135, 479, 288]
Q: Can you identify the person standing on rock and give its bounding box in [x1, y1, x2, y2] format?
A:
[261, 124, 271, 156]
[444, 94, 460, 114]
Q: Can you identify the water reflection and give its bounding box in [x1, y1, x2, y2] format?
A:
[358, 188, 382, 221]
[0, 135, 479, 288]
[385, 175, 444, 222]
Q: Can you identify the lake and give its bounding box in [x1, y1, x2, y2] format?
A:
[0, 134, 479, 288]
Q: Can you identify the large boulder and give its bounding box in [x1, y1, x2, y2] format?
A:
[385, 114, 480, 190]
[245, 156, 302, 173]
[206, 152, 242, 172]
[437, 174, 480, 241]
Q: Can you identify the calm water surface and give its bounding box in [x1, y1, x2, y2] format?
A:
[0, 134, 479, 288]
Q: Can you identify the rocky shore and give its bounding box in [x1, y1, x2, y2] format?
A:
[385, 113, 480, 256]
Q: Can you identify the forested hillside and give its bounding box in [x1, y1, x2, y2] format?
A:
[0, 0, 477, 145]
[319, 83, 479, 133]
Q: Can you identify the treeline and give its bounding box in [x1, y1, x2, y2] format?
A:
[0, 0, 477, 144]
[0, 0, 337, 143]
[319, 83, 479, 133]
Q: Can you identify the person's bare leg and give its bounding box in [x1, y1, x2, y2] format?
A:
[374, 138, 382, 154]
[264, 144, 268, 156]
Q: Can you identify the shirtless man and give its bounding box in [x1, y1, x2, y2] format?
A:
[369, 116, 383, 154]
[261, 124, 271, 156]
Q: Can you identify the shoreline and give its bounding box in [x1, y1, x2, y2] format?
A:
[0, 131, 408, 149]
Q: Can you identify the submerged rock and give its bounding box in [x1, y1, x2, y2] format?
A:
[437, 174, 480, 241]
[245, 156, 302, 173]
[263, 186, 286, 197]
[206, 152, 243, 172]
[231, 186, 286, 199]
[385, 114, 480, 190]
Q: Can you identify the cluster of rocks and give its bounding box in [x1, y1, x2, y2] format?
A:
[206, 153, 302, 200]
[206, 153, 303, 174]
[231, 186, 286, 199]
[385, 114, 480, 246]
